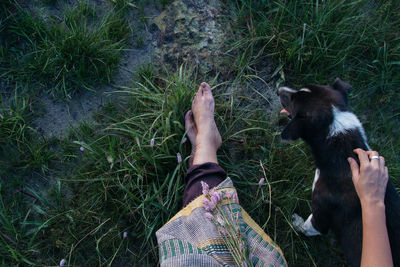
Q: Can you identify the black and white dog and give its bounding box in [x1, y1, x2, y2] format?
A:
[277, 78, 400, 267]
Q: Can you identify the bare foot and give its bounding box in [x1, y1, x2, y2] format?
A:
[185, 110, 197, 168]
[191, 82, 222, 165]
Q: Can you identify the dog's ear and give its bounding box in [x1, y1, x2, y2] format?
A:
[281, 118, 303, 141]
[333, 78, 351, 93]
[332, 78, 351, 104]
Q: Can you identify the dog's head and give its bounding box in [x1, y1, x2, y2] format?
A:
[278, 78, 351, 142]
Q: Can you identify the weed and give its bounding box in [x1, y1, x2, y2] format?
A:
[227, 1, 400, 96]
[0, 86, 55, 265]
[2, 1, 130, 99]
[0, 88, 51, 176]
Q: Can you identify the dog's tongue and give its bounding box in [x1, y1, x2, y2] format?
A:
[280, 109, 290, 115]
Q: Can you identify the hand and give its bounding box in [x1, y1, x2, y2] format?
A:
[348, 149, 389, 207]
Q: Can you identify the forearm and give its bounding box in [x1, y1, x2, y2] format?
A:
[361, 202, 393, 267]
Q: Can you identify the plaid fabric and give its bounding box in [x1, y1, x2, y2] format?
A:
[156, 178, 287, 267]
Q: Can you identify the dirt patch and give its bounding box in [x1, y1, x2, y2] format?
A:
[31, 3, 161, 138]
[18, 0, 278, 139]
[150, 0, 229, 74]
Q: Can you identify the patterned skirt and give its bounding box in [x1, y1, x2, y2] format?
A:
[156, 178, 287, 266]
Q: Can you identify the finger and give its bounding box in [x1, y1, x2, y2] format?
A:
[366, 150, 380, 168]
[384, 166, 389, 180]
[348, 157, 360, 183]
[379, 156, 385, 173]
[353, 149, 369, 167]
[366, 150, 379, 158]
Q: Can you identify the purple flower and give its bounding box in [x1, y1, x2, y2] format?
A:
[202, 198, 216, 211]
[204, 212, 214, 221]
[201, 181, 209, 196]
[213, 191, 222, 202]
[202, 198, 212, 211]
[209, 188, 216, 197]
[181, 137, 187, 144]
[150, 138, 155, 147]
[59, 259, 67, 266]
[79, 146, 85, 152]
[210, 195, 218, 206]
[123, 232, 128, 239]
[258, 178, 265, 186]
[177, 153, 182, 163]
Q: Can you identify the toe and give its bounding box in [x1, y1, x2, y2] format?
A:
[185, 110, 198, 143]
[185, 110, 193, 127]
[192, 91, 199, 106]
[185, 110, 196, 131]
[200, 82, 211, 95]
[197, 84, 203, 96]
[185, 110, 192, 121]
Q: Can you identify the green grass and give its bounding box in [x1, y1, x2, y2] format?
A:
[0, 0, 399, 266]
[227, 0, 400, 172]
[1, 0, 130, 99]
[0, 86, 55, 265]
[0, 89, 52, 176]
[225, 0, 400, 265]
[0, 65, 316, 265]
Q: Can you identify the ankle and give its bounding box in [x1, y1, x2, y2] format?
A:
[195, 141, 218, 154]
[193, 144, 218, 165]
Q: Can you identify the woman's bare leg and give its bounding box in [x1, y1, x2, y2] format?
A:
[182, 82, 225, 206]
[190, 82, 222, 165]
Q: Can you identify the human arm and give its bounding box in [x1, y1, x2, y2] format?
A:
[348, 149, 393, 267]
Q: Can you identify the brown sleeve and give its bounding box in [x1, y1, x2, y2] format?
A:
[182, 162, 227, 207]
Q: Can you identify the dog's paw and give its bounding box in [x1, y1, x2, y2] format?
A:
[291, 213, 305, 233]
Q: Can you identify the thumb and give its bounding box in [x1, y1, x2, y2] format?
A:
[348, 157, 360, 184]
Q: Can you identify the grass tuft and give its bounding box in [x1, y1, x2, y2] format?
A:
[2, 1, 130, 99]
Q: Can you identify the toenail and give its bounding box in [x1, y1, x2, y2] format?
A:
[201, 82, 207, 88]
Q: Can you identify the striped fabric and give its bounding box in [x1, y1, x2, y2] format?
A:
[156, 178, 287, 267]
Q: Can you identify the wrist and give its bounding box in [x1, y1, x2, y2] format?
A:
[361, 200, 386, 215]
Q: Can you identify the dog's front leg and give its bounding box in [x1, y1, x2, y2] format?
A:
[292, 213, 321, 236]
